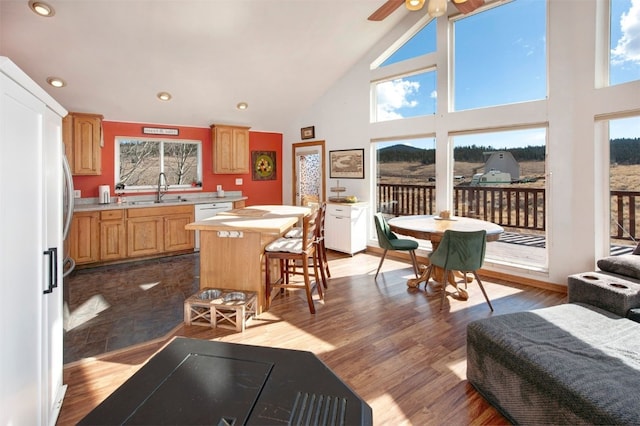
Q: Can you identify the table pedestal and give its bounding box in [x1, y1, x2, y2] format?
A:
[406, 236, 469, 300]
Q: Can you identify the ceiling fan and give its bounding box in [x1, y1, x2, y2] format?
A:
[368, 0, 484, 21]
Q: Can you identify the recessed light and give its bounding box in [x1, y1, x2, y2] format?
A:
[46, 77, 66, 88]
[29, 1, 55, 17]
[236, 102, 248, 110]
[157, 92, 172, 101]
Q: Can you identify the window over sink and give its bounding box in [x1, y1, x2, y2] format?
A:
[115, 137, 202, 191]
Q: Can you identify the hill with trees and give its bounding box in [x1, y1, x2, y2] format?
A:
[377, 138, 639, 164]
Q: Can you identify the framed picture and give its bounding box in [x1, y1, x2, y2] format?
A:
[329, 149, 364, 179]
[301, 126, 315, 140]
[251, 151, 277, 181]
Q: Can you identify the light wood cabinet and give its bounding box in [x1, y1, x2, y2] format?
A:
[211, 124, 250, 174]
[62, 112, 103, 175]
[71, 205, 195, 266]
[127, 211, 164, 258]
[70, 211, 100, 265]
[100, 210, 126, 261]
[164, 211, 195, 252]
[127, 205, 194, 258]
[233, 200, 246, 209]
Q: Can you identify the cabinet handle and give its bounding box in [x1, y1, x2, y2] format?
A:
[43, 247, 58, 294]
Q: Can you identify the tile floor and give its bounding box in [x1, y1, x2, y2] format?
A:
[63, 253, 200, 363]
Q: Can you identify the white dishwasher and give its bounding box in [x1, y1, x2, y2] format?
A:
[194, 202, 233, 250]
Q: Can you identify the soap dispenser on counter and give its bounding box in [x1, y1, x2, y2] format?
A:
[217, 185, 224, 198]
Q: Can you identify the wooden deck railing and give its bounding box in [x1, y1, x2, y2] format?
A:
[611, 190, 640, 241]
[377, 184, 640, 240]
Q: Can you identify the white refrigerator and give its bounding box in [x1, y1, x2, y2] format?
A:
[0, 57, 67, 425]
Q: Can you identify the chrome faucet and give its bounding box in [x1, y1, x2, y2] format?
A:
[156, 172, 168, 202]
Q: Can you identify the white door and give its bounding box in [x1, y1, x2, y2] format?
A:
[0, 61, 66, 426]
[0, 70, 46, 425]
[42, 106, 65, 425]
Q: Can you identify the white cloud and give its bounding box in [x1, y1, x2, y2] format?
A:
[376, 78, 420, 121]
[612, 0, 640, 64]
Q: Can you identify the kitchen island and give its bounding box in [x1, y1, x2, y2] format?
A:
[185, 205, 310, 313]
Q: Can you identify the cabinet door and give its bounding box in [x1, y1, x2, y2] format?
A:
[325, 208, 352, 253]
[164, 213, 195, 252]
[71, 113, 102, 175]
[212, 125, 250, 174]
[127, 216, 164, 257]
[231, 127, 250, 173]
[69, 212, 100, 264]
[100, 210, 126, 261]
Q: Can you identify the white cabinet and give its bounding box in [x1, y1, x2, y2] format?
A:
[0, 57, 67, 426]
[325, 203, 368, 255]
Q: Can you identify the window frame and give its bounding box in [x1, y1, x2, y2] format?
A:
[114, 136, 203, 192]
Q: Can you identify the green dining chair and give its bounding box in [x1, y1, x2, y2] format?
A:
[373, 213, 420, 279]
[422, 229, 493, 311]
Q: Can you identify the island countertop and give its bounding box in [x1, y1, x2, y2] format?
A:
[185, 205, 311, 234]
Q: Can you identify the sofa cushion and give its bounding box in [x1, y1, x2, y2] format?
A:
[597, 254, 640, 280]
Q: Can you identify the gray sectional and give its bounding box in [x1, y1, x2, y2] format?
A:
[467, 252, 640, 424]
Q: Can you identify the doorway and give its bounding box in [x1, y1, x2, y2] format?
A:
[292, 141, 325, 206]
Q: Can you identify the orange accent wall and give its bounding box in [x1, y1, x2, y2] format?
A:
[72, 121, 282, 206]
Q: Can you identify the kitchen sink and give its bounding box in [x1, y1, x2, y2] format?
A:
[128, 198, 189, 206]
[128, 200, 159, 205]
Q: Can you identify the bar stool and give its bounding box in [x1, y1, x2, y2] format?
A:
[284, 202, 330, 289]
[265, 208, 323, 313]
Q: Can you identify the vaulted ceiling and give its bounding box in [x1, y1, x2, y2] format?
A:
[0, 0, 406, 131]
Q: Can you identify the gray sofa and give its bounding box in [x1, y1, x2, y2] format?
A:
[467, 250, 640, 424]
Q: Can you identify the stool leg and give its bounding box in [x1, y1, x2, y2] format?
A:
[302, 256, 316, 314]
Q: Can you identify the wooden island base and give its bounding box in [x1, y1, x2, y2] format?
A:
[185, 205, 310, 313]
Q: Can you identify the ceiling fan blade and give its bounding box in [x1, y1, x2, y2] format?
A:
[368, 0, 404, 21]
[452, 0, 485, 14]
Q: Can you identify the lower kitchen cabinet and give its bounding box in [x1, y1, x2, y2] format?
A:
[164, 212, 195, 252]
[127, 213, 164, 258]
[71, 204, 195, 266]
[325, 202, 368, 255]
[100, 209, 126, 261]
[70, 211, 100, 264]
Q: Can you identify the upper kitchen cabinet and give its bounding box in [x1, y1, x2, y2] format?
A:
[211, 124, 250, 174]
[63, 112, 103, 175]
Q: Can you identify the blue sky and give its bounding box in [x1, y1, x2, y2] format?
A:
[375, 0, 639, 149]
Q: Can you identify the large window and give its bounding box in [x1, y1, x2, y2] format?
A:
[115, 137, 202, 190]
[452, 128, 547, 267]
[610, 0, 640, 86]
[375, 137, 437, 249]
[373, 69, 437, 122]
[609, 116, 640, 253]
[453, 0, 546, 111]
[378, 20, 436, 67]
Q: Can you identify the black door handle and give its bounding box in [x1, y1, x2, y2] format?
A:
[43, 247, 58, 294]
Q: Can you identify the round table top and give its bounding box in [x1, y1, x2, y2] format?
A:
[387, 215, 504, 242]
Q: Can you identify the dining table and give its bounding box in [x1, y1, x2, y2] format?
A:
[387, 214, 504, 298]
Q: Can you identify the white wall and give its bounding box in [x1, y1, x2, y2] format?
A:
[283, 0, 640, 285]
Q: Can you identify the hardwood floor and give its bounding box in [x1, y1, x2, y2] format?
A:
[58, 251, 567, 425]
